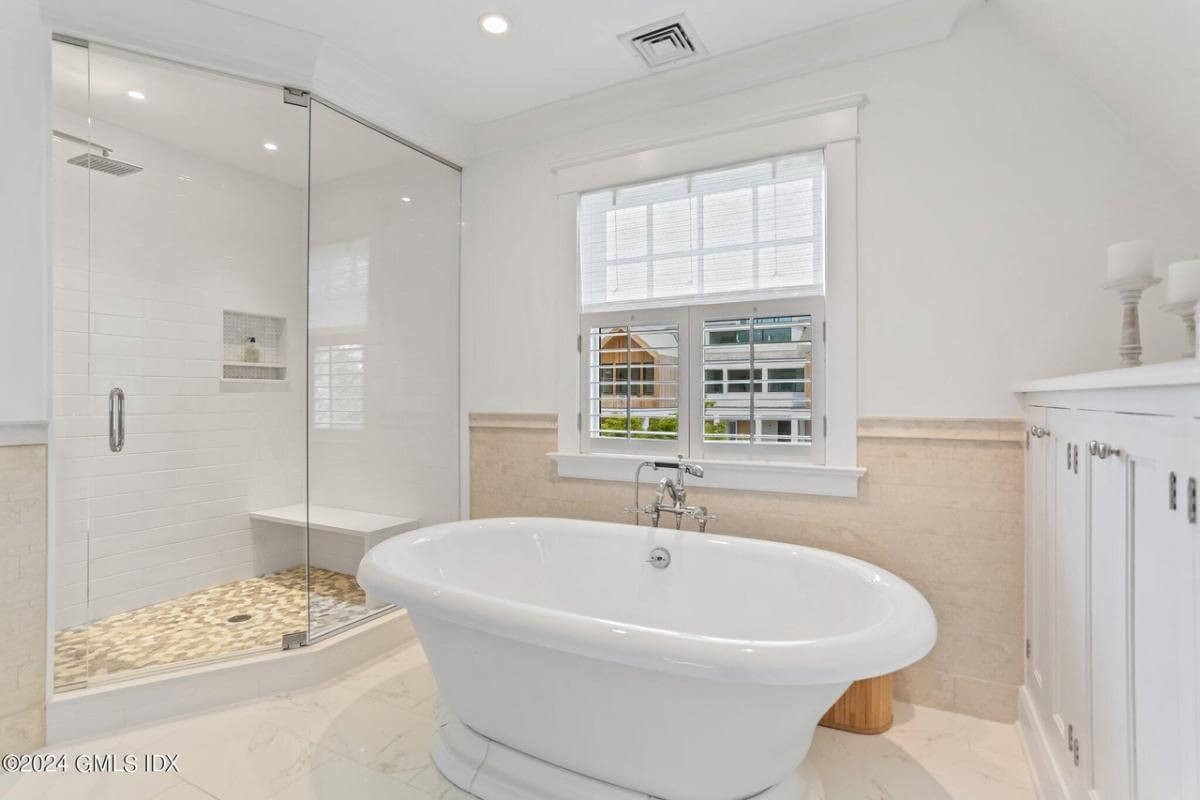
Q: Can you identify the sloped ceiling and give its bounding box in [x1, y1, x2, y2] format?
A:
[993, 0, 1200, 193]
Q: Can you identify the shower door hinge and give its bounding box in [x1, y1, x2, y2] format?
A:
[577, 412, 582, 431]
[1189, 477, 1198, 525]
[281, 631, 307, 651]
[283, 88, 311, 108]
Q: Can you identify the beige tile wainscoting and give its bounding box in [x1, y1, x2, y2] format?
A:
[469, 413, 1024, 722]
[0, 444, 48, 751]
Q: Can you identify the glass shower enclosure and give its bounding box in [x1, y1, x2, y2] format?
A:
[50, 38, 460, 691]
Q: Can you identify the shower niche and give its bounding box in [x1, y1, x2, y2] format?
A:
[222, 309, 288, 382]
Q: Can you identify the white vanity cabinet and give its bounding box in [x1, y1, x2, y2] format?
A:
[1019, 363, 1200, 800]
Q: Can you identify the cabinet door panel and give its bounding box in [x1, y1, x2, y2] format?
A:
[1085, 412, 1134, 800]
[1133, 417, 1198, 799]
[1048, 408, 1086, 771]
[1026, 407, 1053, 714]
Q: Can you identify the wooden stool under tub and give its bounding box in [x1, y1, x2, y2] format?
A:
[818, 674, 894, 734]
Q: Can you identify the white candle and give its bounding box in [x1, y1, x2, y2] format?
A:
[1167, 258, 1200, 304]
[1107, 240, 1154, 282]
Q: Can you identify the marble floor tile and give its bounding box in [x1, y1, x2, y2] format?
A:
[15, 640, 1034, 800]
[266, 752, 434, 800]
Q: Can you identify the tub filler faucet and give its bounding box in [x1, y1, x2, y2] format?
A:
[625, 455, 716, 531]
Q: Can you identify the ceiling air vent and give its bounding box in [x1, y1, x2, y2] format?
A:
[619, 14, 708, 70]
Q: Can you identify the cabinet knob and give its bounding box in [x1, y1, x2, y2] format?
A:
[1095, 442, 1122, 459]
[1087, 440, 1098, 455]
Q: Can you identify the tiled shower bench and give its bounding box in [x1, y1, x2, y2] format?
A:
[250, 504, 419, 608]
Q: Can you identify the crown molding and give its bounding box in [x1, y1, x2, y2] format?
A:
[474, 0, 977, 158]
[548, 93, 866, 176]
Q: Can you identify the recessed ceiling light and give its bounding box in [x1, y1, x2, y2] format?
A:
[479, 13, 510, 35]
[401, 196, 412, 203]
[263, 142, 278, 151]
[127, 89, 146, 101]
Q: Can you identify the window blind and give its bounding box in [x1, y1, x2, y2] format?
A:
[701, 314, 813, 446]
[313, 343, 365, 430]
[579, 151, 824, 312]
[585, 322, 679, 441]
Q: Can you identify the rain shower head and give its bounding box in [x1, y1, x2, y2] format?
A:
[66, 152, 143, 177]
[53, 129, 142, 177]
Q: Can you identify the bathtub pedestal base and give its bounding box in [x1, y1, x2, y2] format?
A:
[432, 707, 824, 800]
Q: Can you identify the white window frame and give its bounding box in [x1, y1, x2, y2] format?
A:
[549, 98, 864, 497]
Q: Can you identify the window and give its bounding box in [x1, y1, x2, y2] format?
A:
[585, 321, 680, 443]
[313, 344, 365, 430]
[578, 150, 825, 462]
[701, 314, 813, 445]
[579, 151, 824, 312]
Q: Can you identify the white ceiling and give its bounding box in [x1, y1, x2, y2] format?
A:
[53, 41, 426, 187]
[994, 0, 1200, 193]
[196, 0, 906, 124]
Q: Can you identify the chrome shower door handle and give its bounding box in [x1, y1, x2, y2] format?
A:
[108, 387, 125, 452]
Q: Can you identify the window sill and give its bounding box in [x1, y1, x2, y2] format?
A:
[548, 451, 865, 498]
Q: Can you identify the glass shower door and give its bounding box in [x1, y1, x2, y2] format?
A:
[305, 100, 461, 640]
[51, 41, 311, 689]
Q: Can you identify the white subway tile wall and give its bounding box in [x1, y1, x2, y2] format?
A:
[52, 108, 308, 629]
[305, 106, 461, 531]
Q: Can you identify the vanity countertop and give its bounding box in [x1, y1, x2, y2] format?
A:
[1016, 359, 1200, 394]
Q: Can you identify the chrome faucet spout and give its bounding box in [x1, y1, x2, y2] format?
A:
[627, 457, 711, 532]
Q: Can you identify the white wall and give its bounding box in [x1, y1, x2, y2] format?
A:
[460, 4, 1200, 421]
[0, 1, 50, 428]
[52, 108, 308, 627]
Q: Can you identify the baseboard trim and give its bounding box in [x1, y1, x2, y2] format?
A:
[1017, 685, 1071, 800]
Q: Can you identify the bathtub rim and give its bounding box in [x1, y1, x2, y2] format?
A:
[358, 516, 937, 685]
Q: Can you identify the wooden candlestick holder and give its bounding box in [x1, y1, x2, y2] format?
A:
[1104, 275, 1161, 367]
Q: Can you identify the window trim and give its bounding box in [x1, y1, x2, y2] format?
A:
[551, 103, 862, 497]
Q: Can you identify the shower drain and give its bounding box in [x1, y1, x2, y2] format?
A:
[227, 613, 252, 624]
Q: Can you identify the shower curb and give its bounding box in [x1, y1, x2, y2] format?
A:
[45, 609, 415, 744]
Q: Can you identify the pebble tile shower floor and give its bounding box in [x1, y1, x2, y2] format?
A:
[54, 567, 369, 690]
[13, 639, 1036, 799]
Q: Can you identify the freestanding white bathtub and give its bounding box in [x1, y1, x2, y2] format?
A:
[358, 517, 936, 800]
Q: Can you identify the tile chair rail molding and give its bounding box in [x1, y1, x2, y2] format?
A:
[468, 412, 1027, 723]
